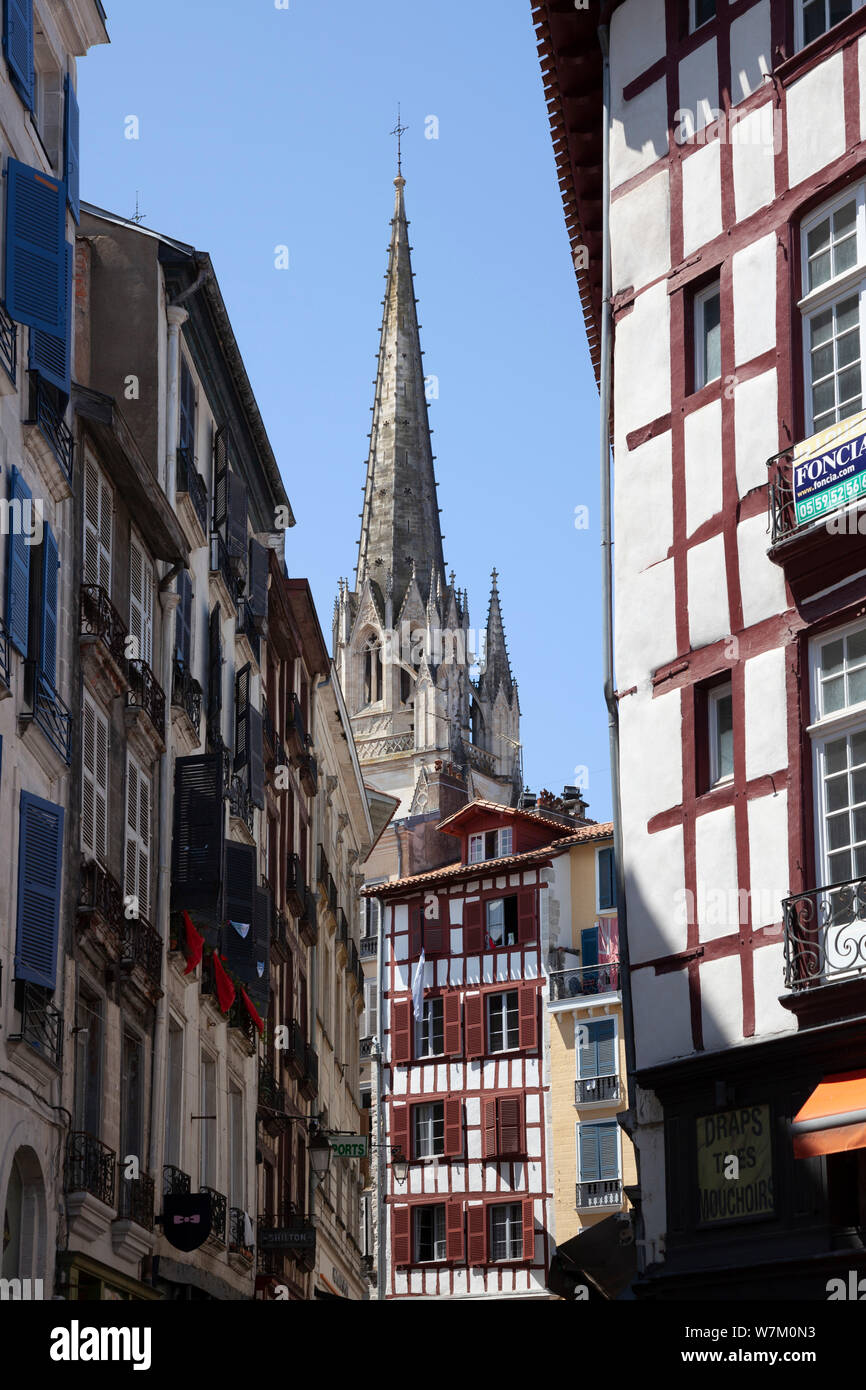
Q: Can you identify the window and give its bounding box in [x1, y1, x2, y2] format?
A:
[175, 569, 193, 672]
[811, 623, 866, 890]
[33, 33, 63, 169]
[164, 1019, 183, 1168]
[489, 1203, 523, 1261]
[577, 1121, 621, 1193]
[689, 0, 716, 30]
[200, 1053, 217, 1188]
[81, 693, 109, 865]
[362, 892, 381, 938]
[120, 1030, 143, 1164]
[798, 0, 862, 50]
[179, 357, 197, 458]
[597, 846, 615, 911]
[363, 979, 378, 1039]
[228, 1083, 244, 1210]
[485, 896, 518, 947]
[578, 1019, 617, 1087]
[800, 189, 864, 434]
[363, 637, 383, 705]
[413, 1204, 446, 1262]
[708, 681, 734, 785]
[694, 280, 721, 390]
[413, 1102, 445, 1159]
[83, 451, 112, 592]
[469, 827, 513, 864]
[74, 989, 103, 1135]
[129, 536, 154, 669]
[15, 791, 64, 992]
[125, 754, 152, 923]
[482, 1095, 525, 1157]
[487, 990, 520, 1052]
[415, 997, 444, 1058]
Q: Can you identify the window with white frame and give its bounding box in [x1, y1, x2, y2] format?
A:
[689, 0, 716, 31]
[413, 1102, 445, 1159]
[577, 1018, 618, 1081]
[83, 452, 113, 592]
[485, 895, 518, 947]
[694, 280, 721, 390]
[800, 188, 864, 434]
[363, 979, 378, 1039]
[81, 692, 109, 865]
[489, 1203, 523, 1261]
[125, 753, 152, 922]
[810, 624, 866, 893]
[129, 535, 155, 669]
[708, 682, 734, 786]
[797, 0, 863, 51]
[469, 827, 513, 864]
[577, 1121, 621, 1195]
[415, 997, 444, 1058]
[362, 891, 381, 938]
[413, 1204, 446, 1262]
[200, 1052, 217, 1188]
[487, 990, 520, 1052]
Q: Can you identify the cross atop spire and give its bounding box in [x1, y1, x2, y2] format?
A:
[390, 104, 408, 177]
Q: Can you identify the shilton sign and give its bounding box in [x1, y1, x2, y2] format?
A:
[791, 408, 866, 525]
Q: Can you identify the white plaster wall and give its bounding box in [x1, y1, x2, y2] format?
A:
[614, 556, 677, 691]
[610, 0, 666, 89]
[737, 512, 789, 626]
[687, 535, 730, 648]
[729, 2, 772, 104]
[752, 940, 798, 1038]
[695, 804, 739, 943]
[700, 954, 743, 1052]
[611, 171, 671, 292]
[618, 686, 683, 827]
[732, 104, 777, 221]
[632, 967, 692, 1067]
[685, 398, 723, 535]
[682, 140, 722, 256]
[623, 823, 688, 964]
[612, 281, 671, 448]
[611, 80, 669, 188]
[744, 646, 788, 780]
[747, 790, 790, 928]
[733, 233, 776, 366]
[787, 53, 846, 187]
[734, 369, 779, 496]
[614, 430, 673, 578]
[678, 38, 719, 140]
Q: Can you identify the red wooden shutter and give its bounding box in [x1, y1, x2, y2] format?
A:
[521, 1197, 534, 1263]
[467, 1204, 486, 1265]
[446, 1199, 464, 1262]
[482, 1098, 497, 1158]
[497, 1094, 524, 1155]
[424, 894, 447, 955]
[409, 902, 423, 959]
[391, 1102, 411, 1163]
[392, 998, 412, 1064]
[393, 1206, 411, 1266]
[443, 991, 461, 1055]
[444, 1097, 462, 1157]
[517, 886, 536, 943]
[465, 993, 484, 1058]
[518, 985, 537, 1050]
[464, 899, 482, 953]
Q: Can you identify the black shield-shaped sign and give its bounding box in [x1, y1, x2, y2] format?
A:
[162, 1192, 212, 1252]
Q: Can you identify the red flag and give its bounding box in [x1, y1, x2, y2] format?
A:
[241, 987, 264, 1035]
[182, 910, 204, 975]
[212, 951, 236, 1013]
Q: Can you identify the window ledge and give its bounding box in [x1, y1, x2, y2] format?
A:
[798, 265, 866, 316]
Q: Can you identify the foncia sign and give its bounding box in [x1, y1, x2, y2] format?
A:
[792, 408, 866, 525]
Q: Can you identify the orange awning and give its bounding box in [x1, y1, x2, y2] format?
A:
[792, 1070, 866, 1159]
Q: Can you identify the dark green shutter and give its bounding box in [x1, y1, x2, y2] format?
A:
[171, 754, 225, 937]
[598, 846, 615, 910]
[248, 538, 268, 628]
[226, 471, 247, 561]
[212, 426, 230, 528]
[207, 603, 222, 733]
[15, 790, 64, 990]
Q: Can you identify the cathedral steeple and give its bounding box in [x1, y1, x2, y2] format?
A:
[355, 175, 445, 617]
[479, 568, 514, 703]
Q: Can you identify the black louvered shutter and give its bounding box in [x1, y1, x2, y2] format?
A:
[250, 883, 271, 1013]
[175, 569, 192, 669]
[225, 840, 256, 935]
[249, 538, 268, 629]
[171, 755, 225, 938]
[234, 662, 251, 771]
[226, 471, 248, 561]
[249, 705, 265, 809]
[212, 426, 230, 529]
[208, 604, 223, 732]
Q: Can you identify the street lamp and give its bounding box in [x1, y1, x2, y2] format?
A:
[309, 1130, 332, 1181]
[392, 1150, 409, 1186]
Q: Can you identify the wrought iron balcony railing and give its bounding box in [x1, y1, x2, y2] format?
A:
[575, 1074, 620, 1105]
[66, 1132, 116, 1207]
[300, 1044, 318, 1101]
[262, 697, 276, 755]
[299, 887, 317, 948]
[120, 914, 162, 987]
[116, 1168, 155, 1231]
[0, 299, 17, 384]
[0, 613, 9, 694]
[237, 597, 261, 662]
[78, 858, 124, 944]
[782, 878, 866, 990]
[176, 445, 208, 537]
[548, 962, 620, 1001]
[271, 905, 289, 953]
[317, 845, 330, 891]
[229, 1206, 253, 1253]
[360, 1035, 375, 1060]
[355, 955, 365, 993]
[299, 750, 318, 797]
[258, 1059, 286, 1114]
[210, 530, 242, 607]
[127, 658, 166, 738]
[576, 1179, 623, 1211]
[228, 996, 257, 1047]
[200, 1185, 227, 1244]
[28, 372, 74, 480]
[163, 1165, 191, 1196]
[284, 1018, 307, 1080]
[229, 773, 255, 833]
[21, 661, 71, 764]
[336, 907, 348, 950]
[171, 658, 202, 735]
[9, 980, 62, 1066]
[286, 853, 306, 917]
[360, 934, 378, 958]
[80, 584, 129, 671]
[287, 692, 307, 755]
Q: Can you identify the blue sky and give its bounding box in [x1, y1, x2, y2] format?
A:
[78, 0, 611, 820]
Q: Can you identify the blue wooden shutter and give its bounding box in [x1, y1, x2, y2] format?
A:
[6, 465, 31, 655]
[15, 790, 64, 990]
[598, 1122, 620, 1180]
[40, 523, 59, 685]
[579, 1124, 601, 1183]
[598, 846, 615, 910]
[596, 1018, 616, 1076]
[5, 159, 66, 334]
[30, 239, 72, 394]
[3, 0, 33, 109]
[64, 73, 80, 222]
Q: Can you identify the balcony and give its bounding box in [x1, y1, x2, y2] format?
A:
[548, 961, 620, 1002]
[120, 914, 162, 996]
[236, 597, 261, 668]
[300, 1044, 318, 1102]
[0, 299, 17, 384]
[20, 661, 71, 765]
[336, 908, 349, 965]
[286, 853, 306, 917]
[781, 878, 866, 1025]
[171, 659, 202, 743]
[299, 749, 317, 798]
[66, 1133, 116, 1207]
[271, 904, 289, 959]
[79, 584, 129, 685]
[27, 372, 74, 489]
[163, 1165, 191, 1196]
[360, 1035, 375, 1060]
[284, 1018, 307, 1082]
[200, 1185, 227, 1245]
[360, 934, 378, 959]
[9, 980, 62, 1067]
[576, 1179, 623, 1212]
[175, 445, 208, 546]
[575, 1074, 620, 1105]
[210, 530, 242, 613]
[317, 846, 330, 892]
[77, 859, 124, 957]
[228, 996, 257, 1052]
[287, 693, 308, 759]
[229, 1206, 254, 1256]
[258, 1059, 287, 1133]
[263, 698, 276, 757]
[766, 427, 866, 601]
[299, 887, 317, 948]
[229, 773, 255, 836]
[126, 658, 166, 746]
[116, 1169, 155, 1232]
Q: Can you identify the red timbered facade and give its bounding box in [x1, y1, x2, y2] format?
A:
[535, 0, 866, 1297]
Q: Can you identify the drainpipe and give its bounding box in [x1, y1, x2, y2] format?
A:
[598, 19, 644, 1271]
